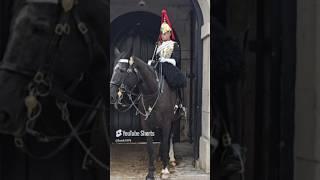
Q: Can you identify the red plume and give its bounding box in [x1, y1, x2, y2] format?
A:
[158, 9, 176, 42]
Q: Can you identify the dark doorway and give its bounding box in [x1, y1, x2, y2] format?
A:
[213, 0, 296, 179]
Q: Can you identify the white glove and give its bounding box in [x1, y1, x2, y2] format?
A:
[147, 60, 153, 66]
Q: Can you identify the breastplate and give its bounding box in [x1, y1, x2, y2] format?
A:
[157, 41, 174, 59]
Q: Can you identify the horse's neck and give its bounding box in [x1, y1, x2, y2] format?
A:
[134, 57, 158, 95]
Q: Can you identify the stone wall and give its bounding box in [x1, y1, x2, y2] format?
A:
[295, 0, 320, 179]
[198, 0, 210, 173]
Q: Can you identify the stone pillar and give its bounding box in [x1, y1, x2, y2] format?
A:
[198, 0, 210, 173]
[295, 0, 320, 179]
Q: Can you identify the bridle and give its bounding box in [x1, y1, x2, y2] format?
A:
[110, 57, 164, 120]
[110, 59, 142, 111]
[0, 0, 109, 169]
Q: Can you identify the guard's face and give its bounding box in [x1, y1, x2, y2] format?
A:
[161, 31, 171, 41]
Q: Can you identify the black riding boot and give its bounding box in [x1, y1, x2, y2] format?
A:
[174, 89, 186, 118]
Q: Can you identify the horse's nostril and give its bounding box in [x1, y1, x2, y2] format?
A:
[0, 110, 10, 124]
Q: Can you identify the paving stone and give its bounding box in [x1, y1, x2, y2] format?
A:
[110, 143, 210, 179]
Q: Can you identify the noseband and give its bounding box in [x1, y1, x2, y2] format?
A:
[0, 0, 108, 169]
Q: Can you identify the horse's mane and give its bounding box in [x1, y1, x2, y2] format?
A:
[133, 56, 157, 76]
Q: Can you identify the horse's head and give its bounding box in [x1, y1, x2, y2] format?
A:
[110, 48, 141, 108]
[0, 0, 107, 135]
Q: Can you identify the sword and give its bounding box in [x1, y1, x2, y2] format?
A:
[148, 43, 158, 66]
[151, 42, 158, 61]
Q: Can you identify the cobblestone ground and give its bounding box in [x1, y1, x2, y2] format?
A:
[110, 143, 210, 180]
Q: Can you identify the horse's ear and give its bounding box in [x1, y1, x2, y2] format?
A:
[129, 56, 134, 66]
[114, 47, 120, 57]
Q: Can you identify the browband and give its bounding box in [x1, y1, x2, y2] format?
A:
[118, 59, 129, 63]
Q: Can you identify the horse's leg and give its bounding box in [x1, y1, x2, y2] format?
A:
[158, 143, 162, 161]
[146, 135, 156, 180]
[169, 118, 180, 167]
[160, 127, 171, 179]
[168, 133, 176, 167]
[158, 131, 163, 162]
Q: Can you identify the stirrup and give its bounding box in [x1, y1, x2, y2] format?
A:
[179, 104, 186, 110]
[174, 105, 179, 114]
[174, 104, 187, 117]
[179, 104, 186, 113]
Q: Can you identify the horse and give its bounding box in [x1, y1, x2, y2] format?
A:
[0, 0, 108, 179]
[110, 48, 181, 179]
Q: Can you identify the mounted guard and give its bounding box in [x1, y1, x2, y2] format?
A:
[148, 9, 187, 116]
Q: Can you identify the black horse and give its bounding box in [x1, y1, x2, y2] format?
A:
[0, 0, 108, 179]
[110, 48, 180, 179]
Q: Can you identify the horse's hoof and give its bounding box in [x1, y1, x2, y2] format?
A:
[161, 168, 170, 179]
[170, 161, 176, 167]
[160, 173, 169, 179]
[146, 172, 155, 180]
